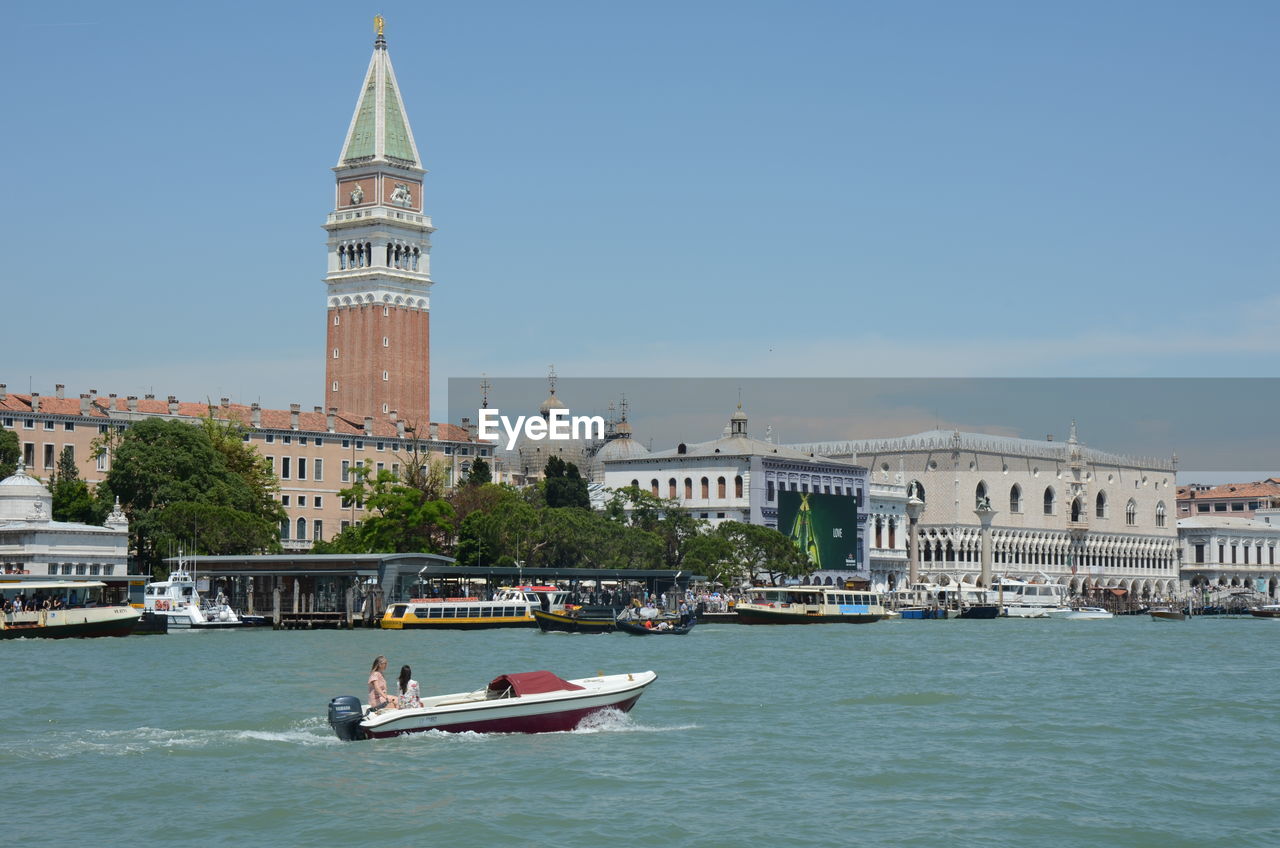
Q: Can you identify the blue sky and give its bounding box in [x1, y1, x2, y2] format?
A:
[2, 1, 1277, 455]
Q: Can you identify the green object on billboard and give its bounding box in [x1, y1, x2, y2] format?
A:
[778, 490, 859, 569]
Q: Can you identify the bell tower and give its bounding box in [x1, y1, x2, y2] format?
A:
[324, 17, 434, 427]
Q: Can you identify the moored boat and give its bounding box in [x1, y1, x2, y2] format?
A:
[143, 561, 247, 629]
[381, 586, 568, 630]
[734, 585, 887, 624]
[327, 669, 657, 740]
[0, 580, 140, 639]
[1063, 606, 1115, 620]
[533, 605, 618, 633]
[1149, 608, 1187, 621]
[992, 578, 1072, 618]
[1249, 604, 1280, 619]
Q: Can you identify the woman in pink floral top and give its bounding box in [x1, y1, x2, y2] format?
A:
[368, 655, 398, 711]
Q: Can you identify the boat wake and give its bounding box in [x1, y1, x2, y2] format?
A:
[0, 719, 338, 759]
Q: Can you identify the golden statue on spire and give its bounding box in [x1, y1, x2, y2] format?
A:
[374, 15, 385, 37]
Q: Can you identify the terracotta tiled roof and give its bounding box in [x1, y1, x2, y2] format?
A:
[0, 391, 474, 443]
[1176, 481, 1280, 500]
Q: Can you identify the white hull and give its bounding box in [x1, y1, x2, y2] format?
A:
[358, 671, 656, 737]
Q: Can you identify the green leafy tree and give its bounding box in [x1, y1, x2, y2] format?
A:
[465, 456, 491, 486]
[50, 446, 104, 524]
[716, 521, 810, 585]
[103, 418, 285, 576]
[316, 464, 455, 554]
[0, 427, 18, 479]
[543, 455, 589, 509]
[606, 485, 707, 568]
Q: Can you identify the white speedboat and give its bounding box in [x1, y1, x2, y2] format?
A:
[0, 581, 140, 639]
[328, 670, 657, 740]
[1063, 606, 1114, 620]
[143, 559, 246, 629]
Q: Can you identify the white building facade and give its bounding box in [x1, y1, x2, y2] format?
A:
[1178, 516, 1280, 599]
[791, 424, 1180, 600]
[0, 464, 138, 602]
[602, 408, 870, 563]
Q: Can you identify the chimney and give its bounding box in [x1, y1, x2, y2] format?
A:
[396, 418, 405, 438]
[0, 383, 7, 401]
[127, 396, 138, 413]
[428, 423, 438, 440]
[313, 406, 322, 414]
[144, 393, 155, 400]
[389, 409, 398, 423]
[251, 402, 261, 428]
[1046, 434, 1054, 442]
[80, 393, 91, 415]
[31, 393, 40, 412]
[89, 388, 98, 401]
[461, 416, 473, 439]
[220, 397, 230, 409]
[55, 384, 65, 399]
[363, 416, 374, 436]
[326, 407, 337, 433]
[290, 403, 300, 430]
[168, 395, 179, 415]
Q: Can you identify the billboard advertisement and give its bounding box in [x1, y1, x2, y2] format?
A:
[777, 490, 859, 569]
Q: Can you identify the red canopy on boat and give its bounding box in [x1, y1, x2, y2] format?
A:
[487, 671, 585, 696]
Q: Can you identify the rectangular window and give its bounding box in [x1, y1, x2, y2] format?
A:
[283, 435, 292, 445]
[63, 421, 74, 431]
[43, 444, 54, 469]
[266, 455, 275, 474]
[376, 462, 385, 474]
[282, 495, 290, 506]
[767, 480, 775, 501]
[355, 440, 364, 450]
[298, 457, 307, 480]
[341, 460, 350, 482]
[63, 445, 74, 463]
[1194, 544, 1205, 564]
[314, 497, 323, 509]
[342, 439, 350, 449]
[298, 496, 306, 507]
[1197, 503, 1210, 512]
[281, 457, 291, 479]
[1214, 503, 1227, 512]
[23, 443, 34, 466]
[266, 434, 275, 444]
[300, 437, 308, 446]
[1231, 503, 1245, 511]
[23, 419, 34, 429]
[341, 520, 351, 532]
[376, 442, 385, 451]
[44, 421, 54, 430]
[96, 450, 108, 472]
[313, 520, 323, 542]
[314, 458, 323, 481]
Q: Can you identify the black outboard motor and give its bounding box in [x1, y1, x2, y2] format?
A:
[328, 696, 368, 741]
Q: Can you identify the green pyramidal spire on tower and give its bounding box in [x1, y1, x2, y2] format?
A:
[339, 19, 421, 167]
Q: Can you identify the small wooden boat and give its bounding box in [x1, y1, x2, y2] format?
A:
[615, 617, 694, 635]
[328, 670, 657, 740]
[533, 605, 617, 634]
[1149, 608, 1187, 621]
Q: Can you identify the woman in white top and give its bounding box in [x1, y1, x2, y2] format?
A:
[397, 665, 423, 709]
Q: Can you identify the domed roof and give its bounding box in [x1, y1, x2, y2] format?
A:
[538, 390, 567, 417]
[0, 463, 53, 522]
[596, 436, 650, 462]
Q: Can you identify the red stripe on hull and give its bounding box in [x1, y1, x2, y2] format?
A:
[365, 693, 643, 738]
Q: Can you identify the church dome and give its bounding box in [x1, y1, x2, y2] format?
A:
[0, 464, 53, 522]
[539, 391, 567, 417]
[596, 436, 650, 462]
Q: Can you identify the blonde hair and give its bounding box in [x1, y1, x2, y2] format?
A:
[371, 655, 387, 672]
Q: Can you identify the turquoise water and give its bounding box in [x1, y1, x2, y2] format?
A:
[3, 618, 1278, 847]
